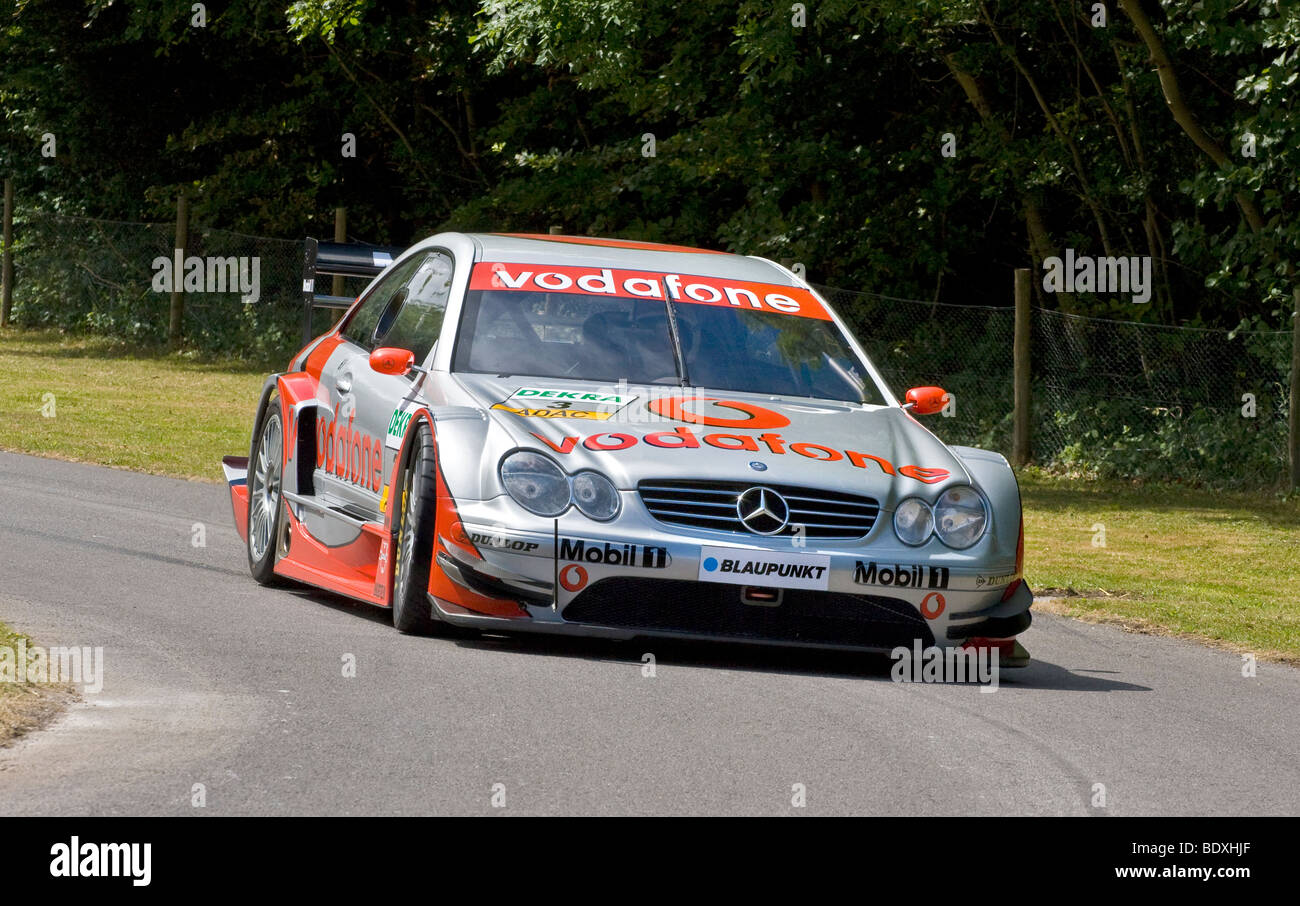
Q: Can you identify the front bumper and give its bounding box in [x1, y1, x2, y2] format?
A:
[432, 495, 1033, 658]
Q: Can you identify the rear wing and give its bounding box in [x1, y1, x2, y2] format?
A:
[301, 238, 406, 343]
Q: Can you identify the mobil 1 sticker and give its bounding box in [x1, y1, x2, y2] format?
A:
[697, 546, 831, 591]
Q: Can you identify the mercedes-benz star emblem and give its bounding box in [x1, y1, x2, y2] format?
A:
[736, 487, 790, 535]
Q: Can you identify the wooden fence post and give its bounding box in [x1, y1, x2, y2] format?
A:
[1, 178, 12, 327]
[168, 192, 188, 349]
[1290, 286, 1299, 491]
[331, 206, 346, 325]
[1013, 267, 1032, 467]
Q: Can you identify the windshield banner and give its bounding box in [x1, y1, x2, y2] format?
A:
[469, 262, 831, 321]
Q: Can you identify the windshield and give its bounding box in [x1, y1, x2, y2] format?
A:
[452, 286, 882, 404]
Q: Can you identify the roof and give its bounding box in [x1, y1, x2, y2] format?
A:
[493, 233, 727, 255]
[466, 232, 796, 287]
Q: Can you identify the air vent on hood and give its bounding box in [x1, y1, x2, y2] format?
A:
[637, 480, 879, 539]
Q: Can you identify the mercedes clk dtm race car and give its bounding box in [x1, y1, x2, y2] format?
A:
[223, 233, 1033, 664]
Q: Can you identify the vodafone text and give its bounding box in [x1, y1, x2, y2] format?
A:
[530, 427, 950, 483]
[471, 263, 829, 320]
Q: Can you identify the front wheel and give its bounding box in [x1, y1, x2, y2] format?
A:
[247, 399, 285, 584]
[391, 421, 439, 634]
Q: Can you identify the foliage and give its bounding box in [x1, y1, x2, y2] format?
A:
[0, 1, 1294, 324]
[0, 1, 1296, 485]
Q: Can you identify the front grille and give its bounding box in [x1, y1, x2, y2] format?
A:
[637, 479, 879, 539]
[562, 578, 933, 650]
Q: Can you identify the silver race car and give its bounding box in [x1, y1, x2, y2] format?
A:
[224, 233, 1033, 664]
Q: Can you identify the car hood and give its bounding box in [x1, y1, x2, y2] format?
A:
[454, 374, 972, 509]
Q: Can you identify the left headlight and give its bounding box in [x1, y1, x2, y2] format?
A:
[498, 452, 621, 521]
[570, 471, 620, 521]
[500, 451, 571, 517]
[933, 486, 987, 549]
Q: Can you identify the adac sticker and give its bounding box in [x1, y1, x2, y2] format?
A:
[491, 386, 637, 421]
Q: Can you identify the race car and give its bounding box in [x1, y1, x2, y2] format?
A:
[223, 232, 1033, 664]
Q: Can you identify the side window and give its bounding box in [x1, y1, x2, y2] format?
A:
[340, 253, 427, 349]
[374, 252, 453, 363]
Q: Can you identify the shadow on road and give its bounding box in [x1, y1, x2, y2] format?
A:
[296, 587, 1149, 693]
[996, 661, 1149, 693]
[452, 630, 1150, 693]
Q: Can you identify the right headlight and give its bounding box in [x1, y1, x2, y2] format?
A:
[933, 486, 987, 549]
[499, 451, 571, 517]
[893, 497, 934, 546]
[570, 470, 620, 521]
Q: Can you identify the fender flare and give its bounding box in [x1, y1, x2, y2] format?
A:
[247, 374, 284, 461]
[384, 406, 436, 533]
[384, 408, 484, 565]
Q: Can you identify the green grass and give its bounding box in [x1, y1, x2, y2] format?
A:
[0, 328, 266, 481]
[0, 620, 72, 745]
[1020, 469, 1300, 664]
[2, 326, 1298, 662]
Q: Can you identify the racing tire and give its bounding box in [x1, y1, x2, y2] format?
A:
[247, 396, 286, 585]
[391, 420, 440, 634]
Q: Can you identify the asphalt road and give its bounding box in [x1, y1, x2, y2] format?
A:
[0, 450, 1296, 816]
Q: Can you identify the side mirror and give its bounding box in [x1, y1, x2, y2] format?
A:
[369, 347, 415, 376]
[904, 386, 948, 416]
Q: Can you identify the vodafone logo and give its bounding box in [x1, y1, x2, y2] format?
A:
[920, 592, 946, 620]
[646, 396, 791, 430]
[559, 564, 589, 592]
[470, 263, 829, 320]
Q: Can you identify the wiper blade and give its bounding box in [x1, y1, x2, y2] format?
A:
[661, 283, 690, 387]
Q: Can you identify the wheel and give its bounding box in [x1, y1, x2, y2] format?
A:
[247, 398, 286, 585]
[391, 420, 440, 634]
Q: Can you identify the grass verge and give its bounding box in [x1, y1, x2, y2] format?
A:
[1020, 469, 1300, 664]
[0, 620, 75, 746]
[0, 328, 265, 481]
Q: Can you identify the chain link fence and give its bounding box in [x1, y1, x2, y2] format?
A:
[1, 212, 1291, 486]
[822, 286, 1291, 487]
[1031, 309, 1289, 485]
[9, 212, 304, 363]
[818, 287, 1015, 454]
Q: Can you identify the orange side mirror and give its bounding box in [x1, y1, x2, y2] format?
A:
[904, 386, 948, 415]
[369, 347, 415, 376]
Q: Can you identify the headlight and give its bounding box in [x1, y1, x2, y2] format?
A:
[570, 471, 620, 521]
[500, 451, 571, 517]
[893, 497, 933, 546]
[933, 486, 987, 549]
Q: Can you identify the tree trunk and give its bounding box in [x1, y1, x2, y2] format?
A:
[944, 53, 1073, 312]
[979, 2, 1114, 257]
[1119, 0, 1265, 233]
